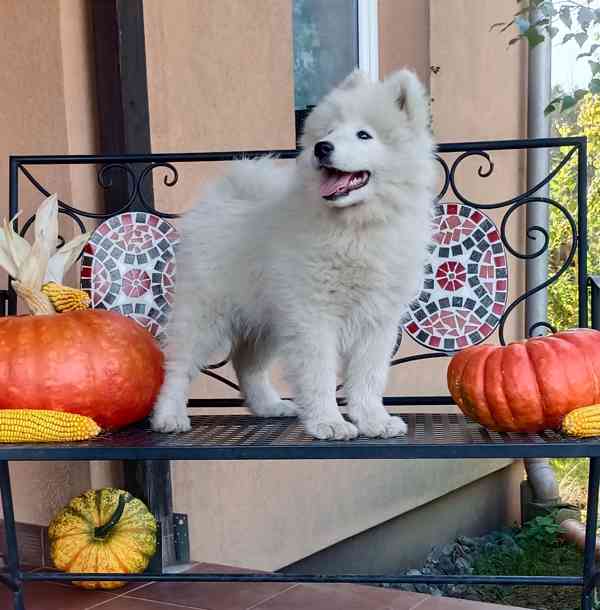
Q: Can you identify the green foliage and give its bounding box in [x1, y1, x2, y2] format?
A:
[473, 518, 584, 609]
[551, 457, 589, 507]
[548, 93, 600, 330]
[492, 1, 600, 113]
[515, 515, 561, 546]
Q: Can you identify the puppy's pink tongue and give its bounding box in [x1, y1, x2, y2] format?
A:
[320, 170, 353, 197]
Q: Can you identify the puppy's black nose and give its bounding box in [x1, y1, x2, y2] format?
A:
[314, 141, 334, 161]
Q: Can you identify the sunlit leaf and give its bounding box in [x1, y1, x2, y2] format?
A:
[524, 26, 545, 47]
[578, 6, 594, 30]
[561, 95, 577, 111]
[562, 33, 575, 45]
[539, 3, 556, 18]
[559, 6, 572, 29]
[515, 15, 530, 33]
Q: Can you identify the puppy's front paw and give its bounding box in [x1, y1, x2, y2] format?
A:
[151, 406, 192, 433]
[356, 414, 407, 438]
[303, 418, 358, 440]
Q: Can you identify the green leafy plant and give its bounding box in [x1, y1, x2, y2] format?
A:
[515, 515, 561, 546]
[547, 93, 600, 330]
[551, 457, 589, 507]
[492, 0, 600, 113]
[473, 522, 584, 609]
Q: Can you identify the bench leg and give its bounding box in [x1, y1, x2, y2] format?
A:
[0, 461, 24, 610]
[124, 459, 176, 570]
[582, 457, 600, 610]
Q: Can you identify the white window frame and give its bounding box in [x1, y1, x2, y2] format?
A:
[357, 0, 380, 81]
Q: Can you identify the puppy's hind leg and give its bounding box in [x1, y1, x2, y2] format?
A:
[232, 339, 297, 417]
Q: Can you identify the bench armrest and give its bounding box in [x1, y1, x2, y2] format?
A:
[589, 276, 600, 330]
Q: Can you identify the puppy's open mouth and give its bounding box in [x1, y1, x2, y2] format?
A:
[319, 167, 371, 200]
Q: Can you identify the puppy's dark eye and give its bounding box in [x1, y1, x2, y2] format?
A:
[357, 130, 372, 140]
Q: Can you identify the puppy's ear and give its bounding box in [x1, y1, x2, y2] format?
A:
[338, 69, 371, 91]
[384, 69, 430, 129]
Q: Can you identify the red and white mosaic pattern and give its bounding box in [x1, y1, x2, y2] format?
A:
[80, 212, 179, 339]
[404, 203, 508, 352]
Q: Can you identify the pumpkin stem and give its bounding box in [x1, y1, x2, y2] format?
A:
[12, 280, 56, 315]
[94, 494, 131, 539]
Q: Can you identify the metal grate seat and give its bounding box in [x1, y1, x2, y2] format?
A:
[0, 413, 597, 461]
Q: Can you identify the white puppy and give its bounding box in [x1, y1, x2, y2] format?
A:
[151, 69, 436, 440]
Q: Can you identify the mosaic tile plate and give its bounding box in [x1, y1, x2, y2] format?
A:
[80, 212, 179, 339]
[404, 203, 508, 352]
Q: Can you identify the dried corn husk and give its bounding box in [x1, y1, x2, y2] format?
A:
[0, 194, 91, 315]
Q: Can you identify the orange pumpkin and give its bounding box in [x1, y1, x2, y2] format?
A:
[447, 329, 600, 432]
[0, 310, 164, 430]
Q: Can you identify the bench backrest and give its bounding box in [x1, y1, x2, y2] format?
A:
[3, 137, 588, 407]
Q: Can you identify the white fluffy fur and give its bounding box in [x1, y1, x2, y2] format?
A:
[151, 69, 436, 440]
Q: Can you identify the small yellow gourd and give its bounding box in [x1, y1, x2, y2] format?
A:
[562, 405, 600, 437]
[49, 489, 157, 589]
[0, 410, 100, 442]
[41, 282, 90, 312]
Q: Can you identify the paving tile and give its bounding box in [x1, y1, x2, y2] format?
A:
[0, 569, 527, 610]
[0, 581, 116, 610]
[90, 596, 203, 609]
[249, 583, 429, 610]
[126, 563, 293, 610]
[413, 596, 528, 610]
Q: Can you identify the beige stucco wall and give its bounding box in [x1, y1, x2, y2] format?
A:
[0, 0, 101, 524]
[285, 460, 523, 573]
[379, 0, 430, 83]
[0, 0, 526, 571]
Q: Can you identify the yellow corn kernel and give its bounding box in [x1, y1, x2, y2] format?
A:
[0, 410, 101, 443]
[562, 405, 600, 438]
[41, 282, 90, 312]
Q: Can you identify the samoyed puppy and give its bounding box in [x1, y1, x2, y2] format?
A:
[151, 69, 436, 440]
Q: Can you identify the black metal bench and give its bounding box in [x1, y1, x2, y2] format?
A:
[2, 136, 599, 610]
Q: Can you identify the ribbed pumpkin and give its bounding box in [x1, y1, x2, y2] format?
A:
[48, 488, 157, 590]
[0, 310, 163, 430]
[447, 329, 600, 432]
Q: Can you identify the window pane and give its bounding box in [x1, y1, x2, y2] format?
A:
[293, 0, 358, 109]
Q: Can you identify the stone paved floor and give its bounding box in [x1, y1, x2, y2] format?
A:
[0, 563, 530, 610]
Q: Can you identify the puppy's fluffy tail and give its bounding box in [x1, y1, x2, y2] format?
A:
[206, 155, 295, 204]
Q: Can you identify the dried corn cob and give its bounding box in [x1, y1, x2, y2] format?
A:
[42, 282, 90, 312]
[562, 405, 600, 438]
[0, 194, 91, 315]
[0, 410, 101, 443]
